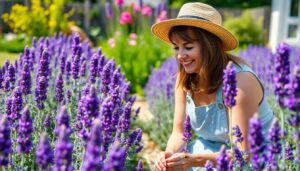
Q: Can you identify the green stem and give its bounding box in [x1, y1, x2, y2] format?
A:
[281, 108, 286, 170]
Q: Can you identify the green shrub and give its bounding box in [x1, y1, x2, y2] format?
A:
[224, 10, 266, 49]
[101, 31, 173, 95]
[0, 34, 29, 53]
[2, 0, 74, 37]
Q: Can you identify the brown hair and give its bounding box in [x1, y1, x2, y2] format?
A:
[169, 26, 246, 94]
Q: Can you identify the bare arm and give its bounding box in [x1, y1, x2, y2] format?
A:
[165, 75, 187, 153]
[166, 72, 263, 169]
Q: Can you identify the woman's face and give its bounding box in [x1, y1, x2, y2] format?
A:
[171, 29, 202, 74]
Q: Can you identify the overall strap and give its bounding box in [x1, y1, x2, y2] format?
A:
[216, 84, 223, 101]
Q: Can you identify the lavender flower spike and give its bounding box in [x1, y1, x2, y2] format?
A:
[0, 116, 12, 167]
[17, 106, 33, 154]
[55, 105, 72, 136]
[55, 73, 64, 103]
[216, 145, 229, 171]
[273, 42, 290, 107]
[136, 159, 144, 171]
[223, 61, 237, 107]
[36, 132, 54, 170]
[53, 125, 73, 171]
[82, 119, 103, 171]
[285, 66, 300, 112]
[204, 160, 213, 171]
[102, 145, 126, 171]
[248, 113, 266, 171]
[232, 125, 244, 145]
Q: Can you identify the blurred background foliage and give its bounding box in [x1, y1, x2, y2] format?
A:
[169, 0, 271, 8]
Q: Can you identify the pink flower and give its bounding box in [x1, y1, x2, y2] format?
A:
[156, 10, 168, 22]
[128, 39, 136, 46]
[129, 33, 137, 40]
[115, 0, 124, 6]
[108, 38, 115, 48]
[119, 11, 133, 25]
[141, 5, 152, 16]
[133, 2, 141, 12]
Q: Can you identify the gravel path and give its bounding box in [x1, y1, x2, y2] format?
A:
[133, 97, 162, 170]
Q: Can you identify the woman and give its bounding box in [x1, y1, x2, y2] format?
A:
[151, 2, 274, 171]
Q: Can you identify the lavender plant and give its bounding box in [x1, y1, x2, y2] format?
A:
[0, 33, 144, 170]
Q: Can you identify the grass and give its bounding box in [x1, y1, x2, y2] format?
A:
[0, 51, 21, 66]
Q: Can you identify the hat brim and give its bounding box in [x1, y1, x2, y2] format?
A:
[151, 18, 238, 51]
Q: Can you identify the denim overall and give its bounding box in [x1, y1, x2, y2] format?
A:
[186, 64, 274, 171]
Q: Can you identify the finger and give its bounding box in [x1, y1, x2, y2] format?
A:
[157, 158, 166, 171]
[165, 154, 181, 163]
[155, 160, 164, 171]
[160, 152, 167, 166]
[166, 161, 182, 168]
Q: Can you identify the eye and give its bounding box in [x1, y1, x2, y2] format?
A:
[173, 47, 179, 50]
[186, 47, 193, 50]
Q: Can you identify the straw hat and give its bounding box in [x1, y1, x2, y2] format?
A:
[151, 2, 238, 51]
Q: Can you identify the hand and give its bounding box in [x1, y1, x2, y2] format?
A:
[155, 151, 173, 171]
[165, 153, 190, 171]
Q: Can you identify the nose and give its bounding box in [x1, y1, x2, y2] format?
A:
[177, 49, 187, 59]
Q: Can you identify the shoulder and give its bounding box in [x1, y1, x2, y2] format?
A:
[235, 72, 263, 103]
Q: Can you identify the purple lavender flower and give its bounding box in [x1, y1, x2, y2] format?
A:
[105, 2, 114, 19]
[0, 116, 12, 167]
[53, 125, 73, 171]
[36, 132, 54, 170]
[60, 50, 67, 74]
[216, 145, 229, 171]
[100, 60, 113, 94]
[5, 98, 13, 125]
[89, 53, 99, 83]
[98, 54, 106, 74]
[55, 106, 72, 136]
[102, 145, 126, 171]
[285, 66, 300, 112]
[285, 142, 294, 161]
[71, 54, 80, 80]
[38, 49, 50, 78]
[19, 62, 32, 95]
[248, 114, 266, 171]
[10, 86, 23, 127]
[182, 115, 192, 152]
[0, 69, 3, 89]
[23, 46, 33, 69]
[43, 115, 51, 128]
[124, 128, 143, 154]
[17, 106, 33, 154]
[99, 97, 115, 154]
[65, 61, 71, 80]
[3, 76, 10, 92]
[118, 101, 133, 133]
[110, 67, 121, 91]
[287, 114, 300, 127]
[55, 73, 64, 103]
[35, 76, 48, 109]
[223, 61, 237, 107]
[82, 119, 103, 171]
[274, 42, 290, 107]
[72, 33, 82, 57]
[232, 125, 244, 145]
[204, 160, 213, 171]
[78, 86, 100, 140]
[268, 119, 282, 155]
[8, 64, 16, 89]
[232, 145, 246, 169]
[80, 60, 87, 77]
[136, 159, 143, 171]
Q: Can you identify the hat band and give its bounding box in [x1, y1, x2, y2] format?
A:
[177, 15, 210, 22]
